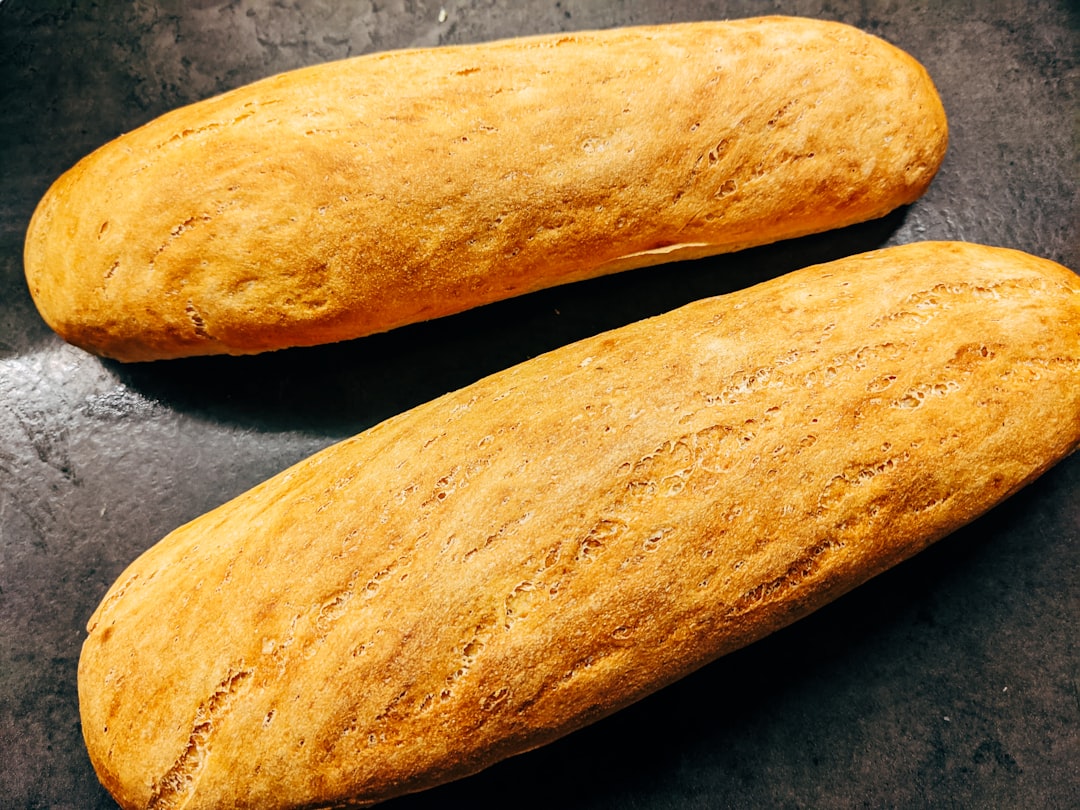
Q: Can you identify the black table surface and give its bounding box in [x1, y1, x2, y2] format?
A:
[1, 2, 1077, 808]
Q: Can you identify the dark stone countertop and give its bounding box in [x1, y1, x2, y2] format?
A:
[1, 2, 1076, 808]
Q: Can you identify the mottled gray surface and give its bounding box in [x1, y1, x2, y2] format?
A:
[1, 1, 1077, 808]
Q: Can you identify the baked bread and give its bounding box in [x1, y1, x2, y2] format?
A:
[25, 17, 947, 361]
[79, 242, 1080, 808]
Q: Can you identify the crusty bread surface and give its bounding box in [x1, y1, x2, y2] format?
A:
[79, 242, 1080, 809]
[25, 17, 947, 361]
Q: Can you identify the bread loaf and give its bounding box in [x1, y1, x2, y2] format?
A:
[79, 242, 1079, 808]
[25, 17, 946, 362]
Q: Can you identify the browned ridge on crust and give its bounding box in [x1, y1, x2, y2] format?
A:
[79, 242, 1079, 809]
[25, 17, 947, 361]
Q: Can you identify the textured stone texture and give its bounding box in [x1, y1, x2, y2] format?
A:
[0, 1, 1076, 808]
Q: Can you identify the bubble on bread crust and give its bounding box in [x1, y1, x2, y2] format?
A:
[766, 99, 798, 128]
[578, 534, 604, 560]
[314, 570, 361, 640]
[576, 518, 625, 562]
[704, 365, 779, 405]
[480, 687, 510, 711]
[1016, 355, 1080, 379]
[643, 527, 672, 552]
[866, 374, 897, 393]
[373, 688, 409, 725]
[912, 493, 955, 515]
[727, 539, 843, 616]
[707, 138, 729, 165]
[890, 381, 960, 410]
[539, 541, 562, 572]
[147, 668, 253, 810]
[692, 424, 738, 474]
[870, 278, 1049, 331]
[361, 556, 407, 599]
[87, 569, 158, 633]
[415, 619, 500, 713]
[504, 580, 544, 629]
[817, 452, 911, 511]
[715, 178, 737, 197]
[185, 301, 210, 339]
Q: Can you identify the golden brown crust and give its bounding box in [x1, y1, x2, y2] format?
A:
[25, 17, 947, 361]
[79, 242, 1080, 809]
